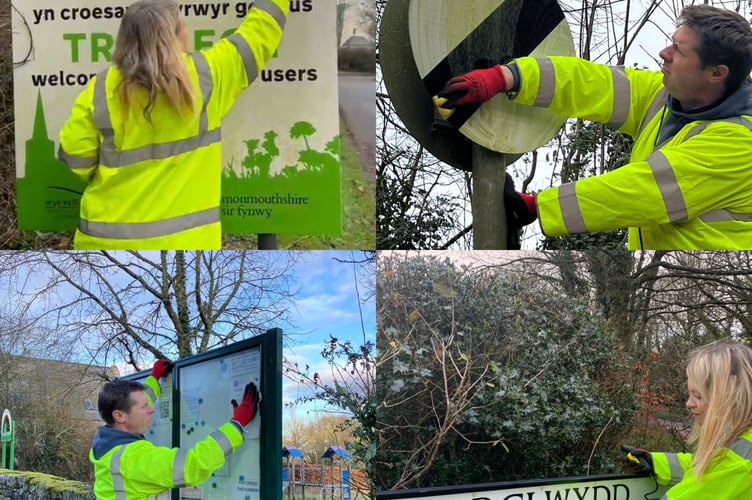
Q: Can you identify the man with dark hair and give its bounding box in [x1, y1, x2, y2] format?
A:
[439, 5, 752, 250]
[90, 360, 260, 499]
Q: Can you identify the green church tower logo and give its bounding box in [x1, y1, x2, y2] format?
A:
[17, 92, 85, 231]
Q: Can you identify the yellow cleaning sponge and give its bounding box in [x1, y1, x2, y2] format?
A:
[432, 96, 455, 121]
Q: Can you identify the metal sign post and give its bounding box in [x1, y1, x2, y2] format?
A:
[473, 145, 508, 248]
[257, 234, 279, 250]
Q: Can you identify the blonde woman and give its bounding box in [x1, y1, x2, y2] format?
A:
[623, 342, 752, 499]
[58, 0, 289, 249]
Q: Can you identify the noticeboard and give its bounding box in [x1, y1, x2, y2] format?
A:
[121, 328, 282, 500]
[13, 1, 341, 236]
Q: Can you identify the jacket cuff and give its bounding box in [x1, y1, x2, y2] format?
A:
[229, 420, 245, 435]
[506, 62, 521, 95]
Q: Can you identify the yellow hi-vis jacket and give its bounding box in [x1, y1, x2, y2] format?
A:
[90, 376, 245, 500]
[58, 0, 289, 250]
[651, 429, 752, 499]
[514, 56, 752, 250]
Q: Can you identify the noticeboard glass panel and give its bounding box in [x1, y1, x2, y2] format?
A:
[178, 347, 263, 499]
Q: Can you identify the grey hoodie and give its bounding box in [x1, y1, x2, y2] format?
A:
[656, 79, 752, 147]
[90, 425, 144, 460]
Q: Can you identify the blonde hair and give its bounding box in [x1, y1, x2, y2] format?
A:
[686, 341, 752, 478]
[112, 0, 195, 122]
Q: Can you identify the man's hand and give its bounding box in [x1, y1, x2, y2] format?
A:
[622, 444, 653, 474]
[437, 65, 509, 108]
[231, 382, 260, 427]
[504, 173, 537, 225]
[151, 359, 173, 380]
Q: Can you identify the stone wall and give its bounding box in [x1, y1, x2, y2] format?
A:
[0, 470, 94, 500]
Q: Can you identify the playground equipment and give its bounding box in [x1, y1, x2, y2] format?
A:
[1, 409, 15, 470]
[321, 446, 351, 500]
[283, 446, 305, 498]
[281, 445, 353, 499]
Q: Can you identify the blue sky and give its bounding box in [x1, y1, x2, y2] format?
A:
[278, 250, 375, 421]
[1, 250, 375, 430]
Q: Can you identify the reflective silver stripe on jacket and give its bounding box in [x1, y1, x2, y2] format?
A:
[172, 448, 189, 487]
[100, 128, 222, 167]
[93, 68, 116, 164]
[143, 384, 157, 405]
[638, 88, 668, 136]
[646, 150, 688, 223]
[534, 58, 556, 107]
[79, 207, 220, 240]
[664, 452, 684, 485]
[191, 52, 213, 133]
[227, 0, 287, 86]
[255, 0, 287, 32]
[683, 115, 752, 142]
[227, 33, 259, 85]
[210, 428, 234, 461]
[58, 146, 98, 169]
[699, 209, 752, 223]
[558, 182, 587, 234]
[731, 437, 752, 461]
[607, 66, 630, 129]
[110, 446, 127, 500]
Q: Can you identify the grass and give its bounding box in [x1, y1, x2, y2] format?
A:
[275, 117, 375, 249]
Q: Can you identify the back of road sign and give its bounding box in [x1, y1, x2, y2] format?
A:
[408, 0, 576, 154]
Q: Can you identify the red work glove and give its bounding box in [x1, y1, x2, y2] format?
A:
[151, 359, 173, 380]
[621, 445, 654, 474]
[231, 382, 260, 427]
[504, 174, 537, 249]
[519, 192, 537, 220]
[437, 65, 509, 108]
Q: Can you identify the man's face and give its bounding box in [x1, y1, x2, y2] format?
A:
[117, 390, 154, 435]
[686, 382, 708, 425]
[658, 26, 710, 105]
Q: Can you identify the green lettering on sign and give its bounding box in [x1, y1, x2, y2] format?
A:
[63, 33, 87, 63]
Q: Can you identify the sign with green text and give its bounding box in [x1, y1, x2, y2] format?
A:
[13, 0, 341, 235]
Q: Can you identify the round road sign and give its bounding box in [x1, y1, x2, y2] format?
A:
[408, 0, 576, 154]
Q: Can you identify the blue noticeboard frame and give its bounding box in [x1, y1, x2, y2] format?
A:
[121, 328, 282, 500]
